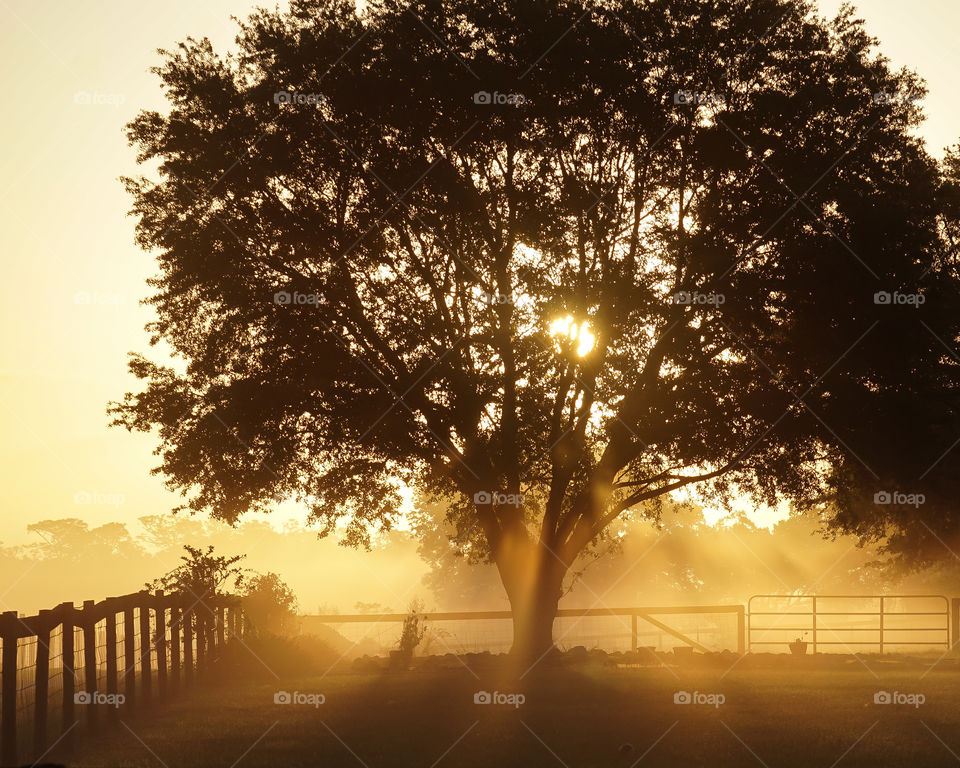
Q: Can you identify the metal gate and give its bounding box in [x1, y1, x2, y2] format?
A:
[747, 594, 950, 653]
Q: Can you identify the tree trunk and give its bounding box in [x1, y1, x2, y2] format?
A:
[510, 591, 559, 662]
[506, 556, 566, 663]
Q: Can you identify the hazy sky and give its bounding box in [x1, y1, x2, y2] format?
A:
[1, 0, 958, 545]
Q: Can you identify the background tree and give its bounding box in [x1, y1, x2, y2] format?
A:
[112, 0, 960, 658]
[26, 519, 142, 562]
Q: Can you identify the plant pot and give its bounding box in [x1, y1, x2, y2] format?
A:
[638, 646, 658, 665]
[673, 646, 695, 660]
[788, 641, 808, 656]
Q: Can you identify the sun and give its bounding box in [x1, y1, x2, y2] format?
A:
[548, 315, 595, 356]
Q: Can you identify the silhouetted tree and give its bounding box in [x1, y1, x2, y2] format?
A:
[112, 0, 960, 657]
[26, 519, 142, 561]
[148, 544, 246, 599]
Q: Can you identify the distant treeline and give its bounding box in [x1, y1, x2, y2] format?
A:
[0, 515, 426, 615]
[2, 506, 956, 616]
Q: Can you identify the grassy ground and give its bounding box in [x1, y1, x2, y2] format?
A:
[66, 655, 960, 768]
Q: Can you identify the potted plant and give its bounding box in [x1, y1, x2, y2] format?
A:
[788, 634, 809, 655]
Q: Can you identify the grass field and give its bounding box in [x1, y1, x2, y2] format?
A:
[68, 655, 960, 768]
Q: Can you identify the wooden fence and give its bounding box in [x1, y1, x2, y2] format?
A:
[0, 590, 243, 766]
[303, 605, 747, 655]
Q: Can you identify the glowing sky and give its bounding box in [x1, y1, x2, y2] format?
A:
[1, 0, 957, 544]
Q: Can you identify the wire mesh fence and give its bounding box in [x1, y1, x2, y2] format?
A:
[299, 605, 746, 659]
[0, 591, 243, 766]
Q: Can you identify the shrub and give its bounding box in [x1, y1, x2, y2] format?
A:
[242, 572, 298, 638]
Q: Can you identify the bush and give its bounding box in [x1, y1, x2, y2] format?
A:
[241, 572, 298, 638]
[396, 600, 427, 663]
[213, 634, 342, 680]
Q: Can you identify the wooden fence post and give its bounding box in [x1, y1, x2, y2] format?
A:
[183, 602, 194, 685]
[228, 603, 237, 641]
[1, 611, 18, 767]
[196, 612, 206, 674]
[34, 609, 52, 755]
[737, 605, 746, 655]
[630, 611, 638, 652]
[950, 597, 960, 648]
[169, 603, 181, 695]
[879, 597, 885, 655]
[123, 602, 136, 712]
[82, 600, 98, 734]
[216, 605, 225, 655]
[207, 608, 216, 661]
[811, 595, 818, 655]
[105, 601, 118, 723]
[60, 603, 76, 751]
[155, 592, 167, 699]
[139, 596, 152, 704]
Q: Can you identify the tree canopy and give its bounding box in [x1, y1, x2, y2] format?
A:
[112, 0, 960, 653]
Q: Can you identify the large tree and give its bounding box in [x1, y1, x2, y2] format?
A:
[113, 0, 960, 658]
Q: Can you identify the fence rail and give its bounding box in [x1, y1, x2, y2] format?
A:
[305, 605, 746, 656]
[0, 590, 243, 766]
